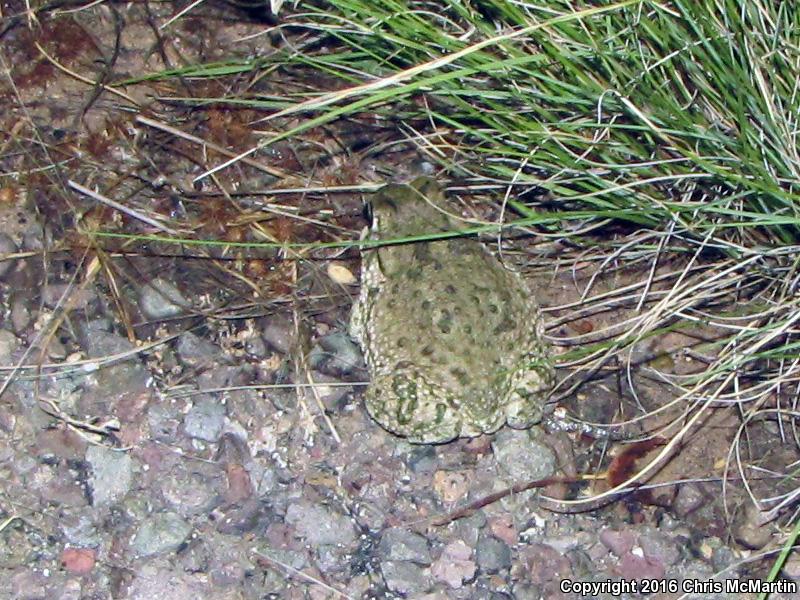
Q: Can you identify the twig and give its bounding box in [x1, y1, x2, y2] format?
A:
[135, 115, 290, 180]
[34, 42, 140, 107]
[252, 550, 353, 599]
[160, 0, 206, 30]
[428, 475, 583, 526]
[68, 180, 178, 235]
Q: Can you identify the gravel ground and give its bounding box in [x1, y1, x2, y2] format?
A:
[0, 197, 794, 598]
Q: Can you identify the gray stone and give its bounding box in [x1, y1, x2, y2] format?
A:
[638, 528, 680, 567]
[254, 547, 308, 572]
[11, 570, 46, 599]
[673, 482, 706, 517]
[176, 332, 222, 368]
[284, 501, 356, 547]
[259, 318, 292, 354]
[407, 445, 437, 474]
[512, 583, 544, 600]
[160, 464, 222, 516]
[139, 278, 188, 319]
[196, 364, 248, 389]
[0, 329, 19, 365]
[215, 499, 263, 535]
[315, 544, 350, 577]
[84, 318, 112, 333]
[41, 283, 95, 310]
[10, 294, 32, 333]
[244, 334, 267, 358]
[83, 328, 133, 357]
[476, 536, 512, 573]
[148, 401, 182, 442]
[712, 545, 736, 573]
[492, 428, 555, 482]
[309, 332, 364, 377]
[131, 512, 192, 557]
[183, 396, 226, 442]
[126, 564, 206, 599]
[81, 329, 149, 397]
[380, 560, 432, 596]
[306, 370, 352, 411]
[86, 445, 133, 507]
[378, 528, 432, 565]
[45, 337, 67, 360]
[453, 511, 487, 548]
[60, 512, 101, 547]
[48, 577, 81, 600]
[21, 225, 46, 252]
[0, 233, 18, 279]
[733, 503, 773, 550]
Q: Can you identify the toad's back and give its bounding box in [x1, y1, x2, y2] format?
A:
[350, 177, 553, 443]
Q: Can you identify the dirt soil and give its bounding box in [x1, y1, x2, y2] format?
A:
[0, 2, 798, 599]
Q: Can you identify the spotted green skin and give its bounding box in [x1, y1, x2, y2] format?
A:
[350, 177, 553, 444]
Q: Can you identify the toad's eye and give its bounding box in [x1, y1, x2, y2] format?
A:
[367, 197, 400, 226]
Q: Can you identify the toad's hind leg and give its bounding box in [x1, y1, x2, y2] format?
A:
[504, 356, 554, 429]
[365, 371, 461, 444]
[459, 389, 505, 437]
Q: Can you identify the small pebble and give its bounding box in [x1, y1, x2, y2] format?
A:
[60, 547, 96, 575]
[284, 501, 356, 547]
[41, 283, 95, 310]
[176, 332, 223, 368]
[733, 503, 773, 550]
[476, 535, 512, 574]
[673, 482, 707, 517]
[131, 512, 192, 557]
[431, 540, 476, 589]
[215, 499, 262, 535]
[492, 428, 555, 482]
[86, 445, 133, 508]
[183, 396, 227, 442]
[259, 318, 293, 354]
[378, 528, 432, 565]
[139, 278, 189, 319]
[60, 513, 101, 547]
[0, 329, 19, 364]
[244, 334, 268, 358]
[380, 560, 432, 596]
[160, 464, 221, 516]
[309, 332, 364, 377]
[10, 295, 32, 332]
